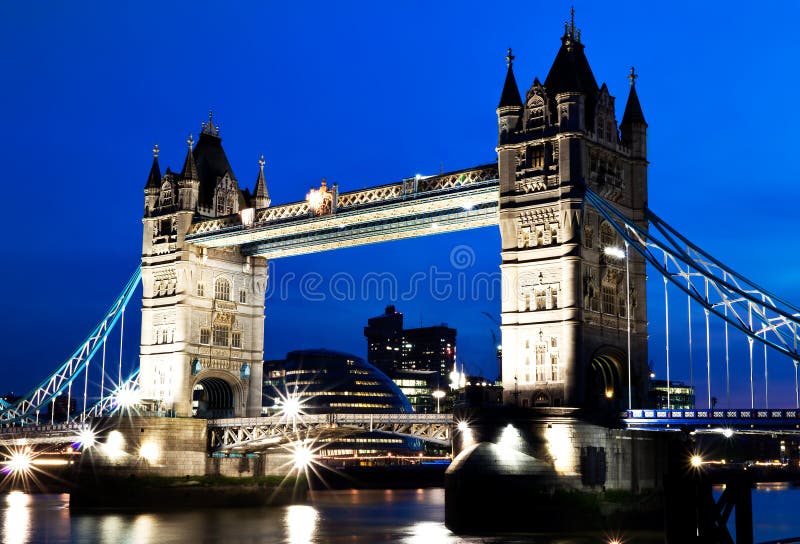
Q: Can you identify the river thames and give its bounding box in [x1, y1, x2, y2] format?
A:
[2, 486, 799, 543]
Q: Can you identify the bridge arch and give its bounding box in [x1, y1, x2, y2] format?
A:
[585, 347, 626, 412]
[192, 371, 243, 418]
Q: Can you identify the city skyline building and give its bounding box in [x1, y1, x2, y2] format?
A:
[365, 306, 456, 384]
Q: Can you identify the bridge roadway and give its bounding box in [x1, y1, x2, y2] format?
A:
[185, 164, 499, 258]
[207, 413, 454, 452]
[0, 422, 88, 447]
[624, 408, 800, 434]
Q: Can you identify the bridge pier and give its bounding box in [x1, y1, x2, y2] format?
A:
[445, 406, 670, 534]
[67, 416, 301, 509]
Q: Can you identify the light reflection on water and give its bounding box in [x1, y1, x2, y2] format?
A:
[0, 487, 797, 543]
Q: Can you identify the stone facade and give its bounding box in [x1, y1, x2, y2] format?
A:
[497, 24, 649, 410]
[140, 119, 268, 418]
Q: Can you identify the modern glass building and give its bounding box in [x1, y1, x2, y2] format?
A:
[263, 349, 419, 456]
[263, 349, 413, 414]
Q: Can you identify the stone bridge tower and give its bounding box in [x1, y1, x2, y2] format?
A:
[497, 18, 649, 411]
[140, 114, 269, 418]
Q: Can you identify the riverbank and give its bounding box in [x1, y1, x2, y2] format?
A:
[69, 474, 307, 511]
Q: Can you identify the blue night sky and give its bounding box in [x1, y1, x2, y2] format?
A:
[1, 2, 798, 406]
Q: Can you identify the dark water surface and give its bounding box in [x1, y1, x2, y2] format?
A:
[1, 486, 798, 543]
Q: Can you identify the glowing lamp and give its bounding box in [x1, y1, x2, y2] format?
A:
[293, 445, 313, 470]
[603, 246, 625, 259]
[77, 428, 96, 449]
[690, 455, 703, 468]
[605, 389, 614, 399]
[456, 421, 469, 432]
[722, 428, 734, 439]
[6, 451, 33, 475]
[282, 396, 301, 419]
[139, 441, 160, 462]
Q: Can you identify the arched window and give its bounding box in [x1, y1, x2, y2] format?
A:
[160, 181, 174, 206]
[600, 222, 615, 250]
[214, 278, 231, 301]
[528, 96, 545, 127]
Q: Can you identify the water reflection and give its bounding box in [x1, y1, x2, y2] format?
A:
[406, 521, 452, 543]
[0, 487, 797, 543]
[286, 504, 318, 544]
[3, 491, 30, 544]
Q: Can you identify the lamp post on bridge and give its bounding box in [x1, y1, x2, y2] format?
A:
[604, 244, 632, 411]
[433, 390, 446, 414]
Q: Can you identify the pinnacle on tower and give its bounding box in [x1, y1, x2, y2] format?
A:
[498, 48, 523, 109]
[253, 154, 271, 208]
[181, 134, 199, 181]
[145, 144, 161, 190]
[201, 110, 220, 137]
[621, 67, 647, 127]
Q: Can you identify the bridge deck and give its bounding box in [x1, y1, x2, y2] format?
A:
[186, 165, 499, 258]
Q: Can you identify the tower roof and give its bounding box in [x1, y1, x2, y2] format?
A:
[180, 134, 199, 181]
[543, 32, 598, 99]
[193, 124, 236, 209]
[498, 48, 523, 109]
[543, 9, 599, 123]
[253, 154, 270, 202]
[621, 67, 647, 127]
[145, 144, 161, 190]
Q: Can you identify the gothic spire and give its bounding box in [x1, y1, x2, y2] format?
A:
[201, 110, 220, 137]
[145, 144, 161, 190]
[181, 133, 199, 181]
[498, 48, 523, 109]
[253, 154, 271, 208]
[621, 67, 647, 126]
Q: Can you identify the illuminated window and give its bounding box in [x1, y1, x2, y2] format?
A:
[160, 181, 173, 205]
[602, 284, 616, 315]
[535, 289, 546, 311]
[239, 290, 246, 303]
[200, 328, 210, 345]
[546, 286, 558, 309]
[530, 146, 544, 169]
[197, 282, 205, 297]
[600, 222, 615, 250]
[535, 345, 547, 382]
[550, 354, 560, 381]
[212, 324, 229, 347]
[231, 331, 241, 349]
[214, 278, 231, 301]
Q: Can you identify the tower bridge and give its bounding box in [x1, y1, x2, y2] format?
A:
[2, 12, 798, 431]
[2, 16, 800, 541]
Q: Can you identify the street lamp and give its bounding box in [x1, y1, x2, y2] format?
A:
[432, 390, 446, 414]
[604, 243, 632, 411]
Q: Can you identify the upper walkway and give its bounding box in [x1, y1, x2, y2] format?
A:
[186, 164, 499, 258]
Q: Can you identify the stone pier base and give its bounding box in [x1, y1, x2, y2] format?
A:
[445, 406, 675, 533]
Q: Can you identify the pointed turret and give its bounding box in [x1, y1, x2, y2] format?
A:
[144, 144, 161, 216]
[178, 134, 200, 210]
[497, 48, 523, 142]
[621, 67, 647, 127]
[543, 8, 598, 131]
[498, 50, 523, 109]
[181, 134, 199, 181]
[252, 154, 271, 209]
[620, 67, 647, 159]
[145, 144, 161, 190]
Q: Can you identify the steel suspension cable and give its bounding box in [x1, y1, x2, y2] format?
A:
[118, 308, 125, 387]
[749, 303, 755, 408]
[100, 337, 107, 399]
[723, 271, 730, 408]
[664, 253, 671, 409]
[688, 266, 694, 388]
[704, 277, 711, 409]
[82, 355, 90, 422]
